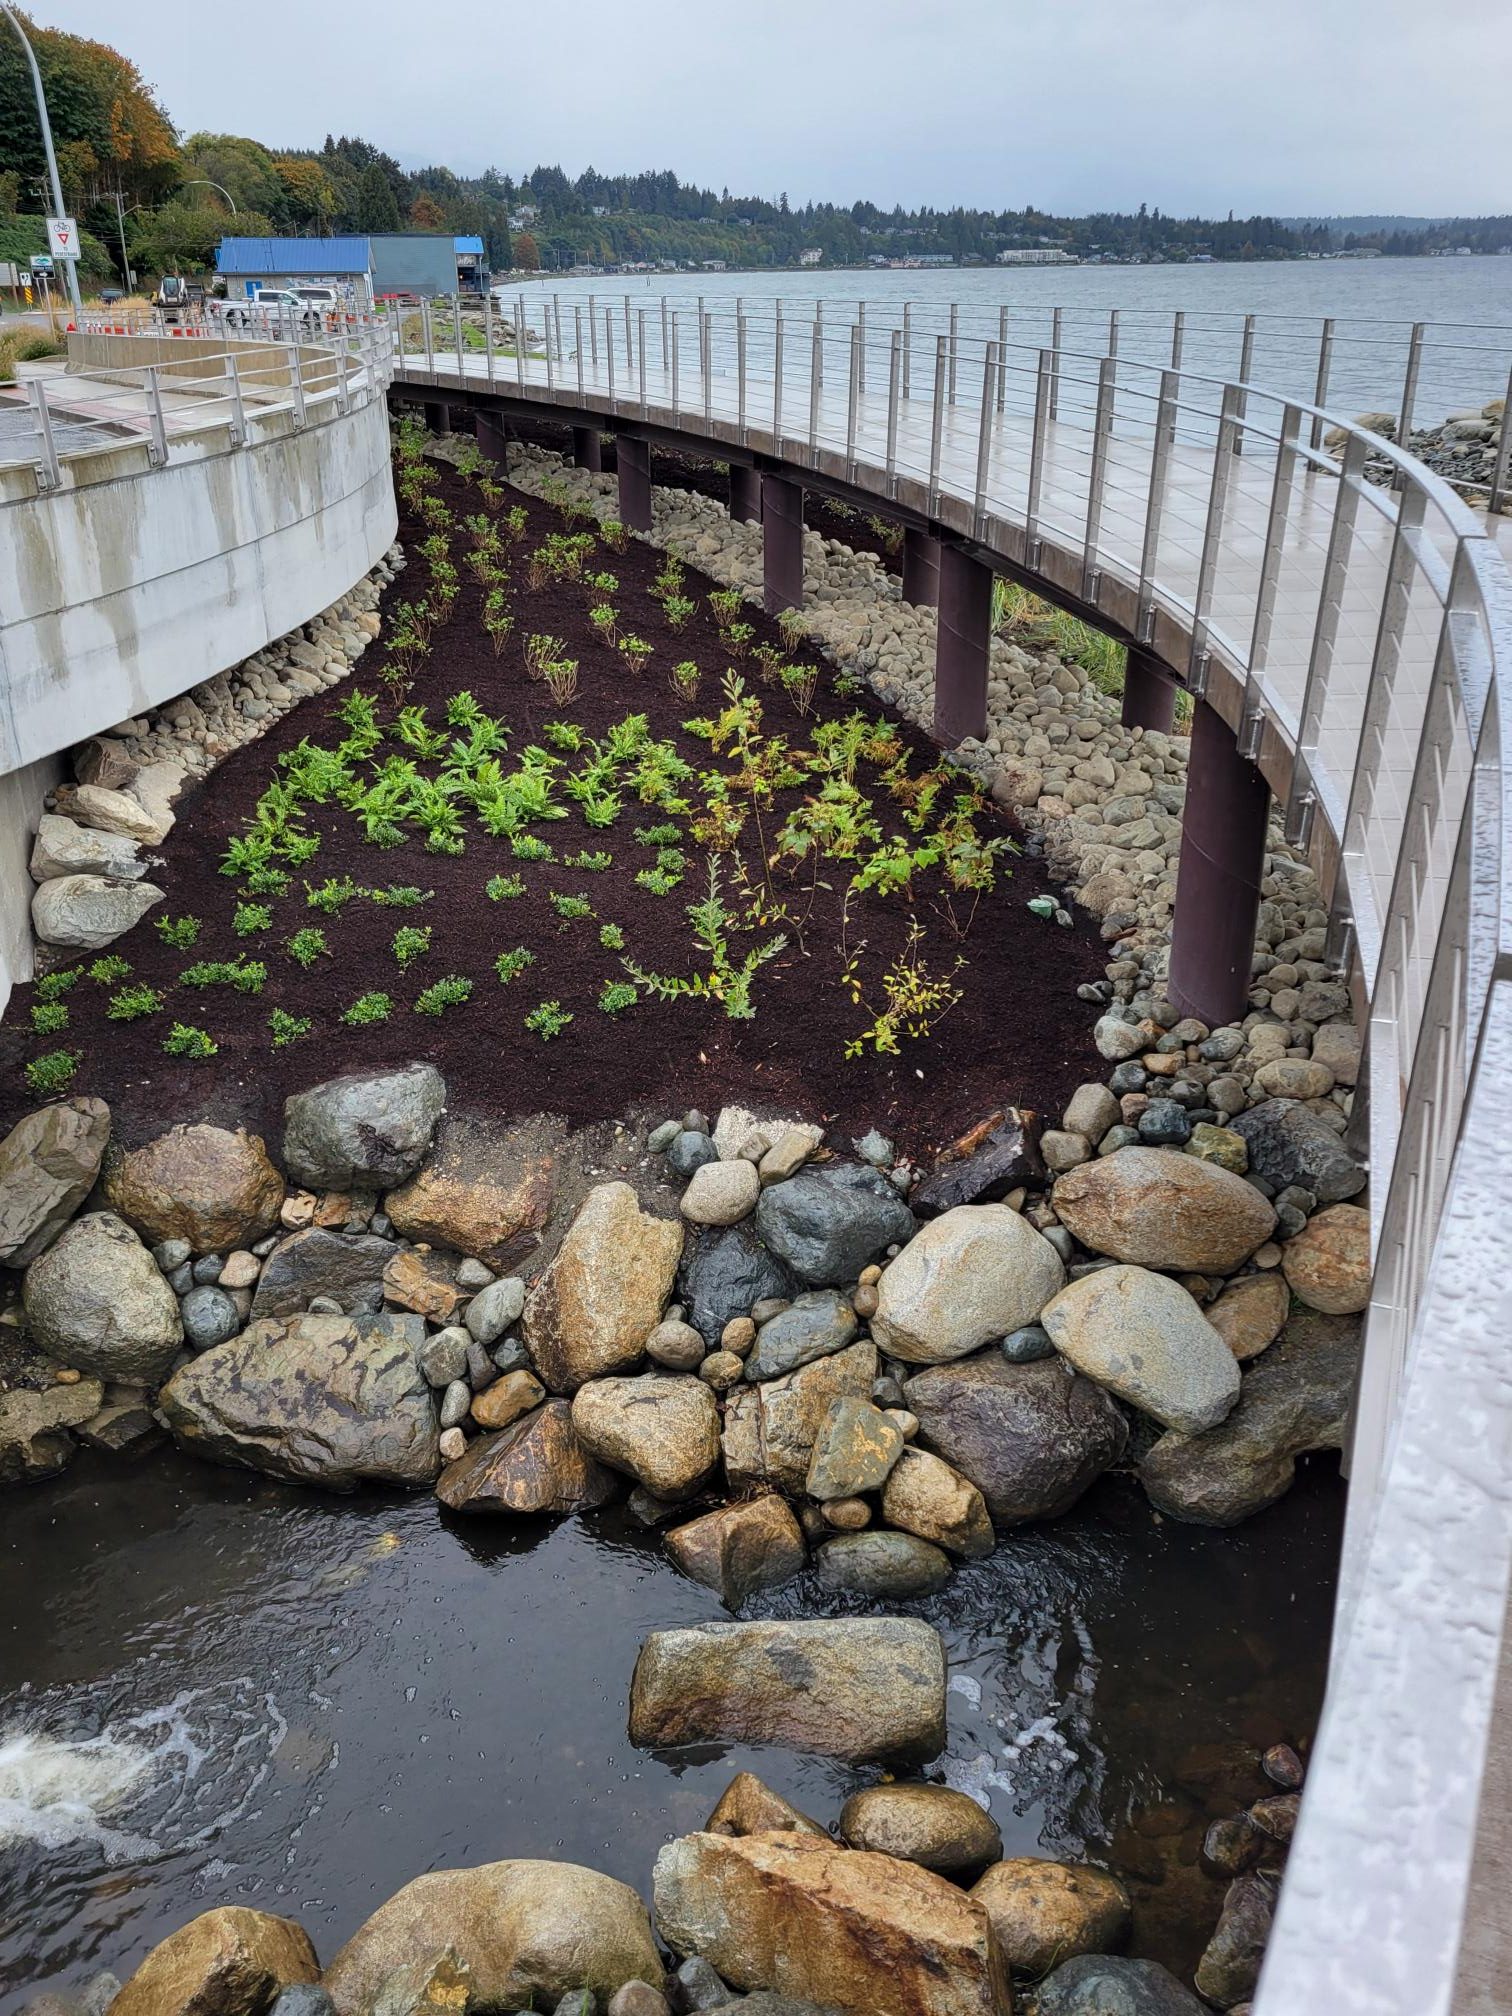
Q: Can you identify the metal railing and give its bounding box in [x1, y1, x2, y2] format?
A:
[387, 291, 1512, 2013]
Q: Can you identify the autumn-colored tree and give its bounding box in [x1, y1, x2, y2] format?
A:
[0, 15, 177, 207]
[408, 193, 446, 231]
[275, 156, 337, 229]
[513, 230, 540, 270]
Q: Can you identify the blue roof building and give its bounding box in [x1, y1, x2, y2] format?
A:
[215, 234, 488, 300]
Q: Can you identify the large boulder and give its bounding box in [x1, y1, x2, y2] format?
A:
[161, 1313, 440, 1489]
[754, 1164, 915, 1286]
[0, 1376, 105, 1484]
[30, 812, 147, 882]
[250, 1229, 394, 1319]
[707, 1770, 826, 1838]
[66, 780, 168, 841]
[630, 1618, 946, 1760]
[970, 1859, 1131, 1979]
[805, 1397, 905, 1499]
[1051, 1149, 1276, 1273]
[1194, 1869, 1277, 2007]
[881, 1446, 995, 1558]
[383, 1112, 556, 1267]
[678, 1222, 799, 1349]
[1032, 1954, 1205, 2015]
[722, 1340, 878, 1493]
[904, 1352, 1127, 1524]
[1042, 1267, 1240, 1433]
[323, 1860, 662, 2015]
[22, 1212, 181, 1382]
[30, 874, 162, 949]
[107, 1906, 318, 2016]
[1280, 1203, 1370, 1314]
[523, 1182, 682, 1393]
[282, 1065, 445, 1191]
[0, 1096, 110, 1267]
[571, 1374, 721, 1498]
[839, 1784, 1002, 1874]
[435, 1400, 618, 1515]
[815, 1532, 954, 1600]
[103, 1124, 284, 1254]
[745, 1290, 858, 1381]
[652, 1831, 1010, 2016]
[666, 1496, 807, 1607]
[871, 1206, 1065, 1365]
[1140, 1308, 1360, 1524]
[1230, 1100, 1364, 1204]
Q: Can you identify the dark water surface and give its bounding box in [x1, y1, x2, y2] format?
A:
[0, 1447, 1342, 2009]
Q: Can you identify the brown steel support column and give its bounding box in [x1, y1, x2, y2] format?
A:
[422, 400, 451, 435]
[1167, 699, 1271, 1027]
[762, 474, 804, 615]
[729, 463, 763, 524]
[902, 527, 941, 607]
[616, 434, 652, 532]
[475, 412, 509, 470]
[573, 426, 603, 473]
[1121, 645, 1178, 733]
[933, 544, 991, 745]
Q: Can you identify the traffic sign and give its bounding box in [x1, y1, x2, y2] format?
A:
[30, 253, 53, 273]
[45, 217, 78, 261]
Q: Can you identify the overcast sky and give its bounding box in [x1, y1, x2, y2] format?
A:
[37, 0, 1512, 217]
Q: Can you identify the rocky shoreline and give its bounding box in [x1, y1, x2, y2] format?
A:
[1, 427, 1366, 2016]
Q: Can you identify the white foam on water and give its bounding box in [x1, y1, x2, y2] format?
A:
[0, 1728, 160, 1860]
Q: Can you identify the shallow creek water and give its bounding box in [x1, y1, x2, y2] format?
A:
[0, 1447, 1342, 2009]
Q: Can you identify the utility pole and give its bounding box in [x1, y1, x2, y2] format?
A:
[0, 2, 83, 315]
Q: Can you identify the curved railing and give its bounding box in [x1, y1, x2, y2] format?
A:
[384, 291, 1512, 2012]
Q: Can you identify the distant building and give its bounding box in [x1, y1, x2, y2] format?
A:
[798, 247, 824, 267]
[215, 233, 488, 301]
[995, 246, 1077, 265]
[702, 259, 727, 271]
[508, 205, 539, 229]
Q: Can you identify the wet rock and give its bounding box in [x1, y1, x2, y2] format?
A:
[1204, 1273, 1290, 1361]
[31, 874, 163, 950]
[108, 1906, 318, 2016]
[471, 1367, 544, 1431]
[681, 1158, 760, 1226]
[905, 1352, 1128, 1524]
[250, 1230, 394, 1320]
[646, 1317, 708, 1370]
[745, 1290, 859, 1381]
[1281, 1203, 1370, 1314]
[722, 1340, 878, 1493]
[1043, 1267, 1240, 1434]
[435, 1400, 618, 1515]
[1250, 1794, 1299, 1842]
[1064, 1084, 1121, 1145]
[629, 1617, 946, 1760]
[1230, 1101, 1363, 1205]
[1140, 1308, 1360, 1524]
[1202, 1814, 1264, 1876]
[0, 1097, 110, 1266]
[271, 1991, 336, 2016]
[815, 1531, 953, 1599]
[911, 1111, 1045, 1216]
[1184, 1123, 1248, 1173]
[1262, 1742, 1304, 1789]
[0, 1376, 105, 1484]
[1032, 1954, 1205, 2014]
[753, 1163, 915, 1286]
[1000, 1324, 1055, 1364]
[523, 1183, 683, 1392]
[465, 1275, 525, 1344]
[805, 1397, 904, 1499]
[839, 1783, 1002, 1873]
[383, 1112, 555, 1266]
[102, 1125, 284, 1254]
[23, 1212, 182, 1383]
[572, 1374, 721, 1498]
[881, 1445, 995, 1558]
[706, 1771, 826, 1838]
[678, 1223, 799, 1348]
[607, 1986, 670, 2016]
[1194, 1870, 1277, 2007]
[653, 1832, 1007, 2016]
[872, 1204, 1065, 1365]
[970, 1858, 1131, 1978]
[323, 1860, 662, 2014]
[282, 1065, 446, 1191]
[77, 1392, 162, 1458]
[758, 1128, 816, 1185]
[180, 1284, 241, 1350]
[700, 1350, 744, 1391]
[382, 1247, 464, 1324]
[665, 1495, 807, 1606]
[1311, 1021, 1361, 1087]
[1051, 1148, 1276, 1273]
[163, 1312, 440, 1488]
[668, 1129, 718, 1180]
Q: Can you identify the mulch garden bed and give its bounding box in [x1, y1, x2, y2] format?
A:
[0, 446, 1104, 1155]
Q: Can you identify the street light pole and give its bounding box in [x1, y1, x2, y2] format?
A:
[181, 178, 238, 214]
[0, 2, 83, 316]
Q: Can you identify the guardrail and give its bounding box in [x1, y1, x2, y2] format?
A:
[386, 290, 1512, 2013]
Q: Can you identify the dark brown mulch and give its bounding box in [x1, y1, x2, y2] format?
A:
[0, 462, 1104, 1156]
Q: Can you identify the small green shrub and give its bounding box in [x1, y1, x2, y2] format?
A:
[342, 991, 393, 1025]
[268, 1008, 313, 1048]
[35, 967, 82, 1002]
[563, 849, 612, 872]
[285, 927, 330, 969]
[156, 915, 202, 950]
[163, 1023, 217, 1059]
[599, 923, 626, 951]
[494, 946, 536, 985]
[86, 955, 130, 985]
[30, 1001, 68, 1036]
[106, 984, 164, 1022]
[634, 822, 682, 847]
[25, 1050, 80, 1097]
[179, 958, 266, 995]
[371, 884, 433, 908]
[233, 902, 273, 937]
[511, 834, 555, 863]
[598, 981, 637, 1015]
[306, 875, 361, 913]
[392, 924, 432, 970]
[549, 891, 593, 924]
[486, 873, 525, 900]
[414, 975, 473, 1016]
[524, 999, 573, 1041]
[243, 865, 293, 898]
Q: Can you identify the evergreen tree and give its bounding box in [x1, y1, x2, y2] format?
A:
[356, 161, 400, 231]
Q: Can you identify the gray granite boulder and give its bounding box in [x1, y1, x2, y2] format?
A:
[744, 1290, 857, 1381]
[754, 1164, 914, 1286]
[678, 1222, 799, 1347]
[30, 874, 163, 950]
[1032, 1954, 1206, 2014]
[1230, 1099, 1364, 1204]
[814, 1531, 953, 1599]
[0, 1377, 106, 1484]
[22, 1212, 182, 1382]
[30, 814, 147, 883]
[0, 1097, 110, 1267]
[282, 1065, 445, 1190]
[1043, 1266, 1240, 1434]
[250, 1229, 394, 1319]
